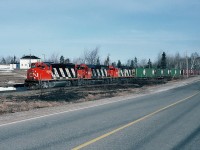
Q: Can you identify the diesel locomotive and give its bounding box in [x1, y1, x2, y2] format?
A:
[25, 62, 200, 89]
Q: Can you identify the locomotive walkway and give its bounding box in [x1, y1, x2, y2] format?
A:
[0, 78, 200, 149]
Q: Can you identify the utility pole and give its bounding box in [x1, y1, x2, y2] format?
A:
[29, 49, 31, 68]
[42, 54, 45, 62]
[186, 51, 189, 78]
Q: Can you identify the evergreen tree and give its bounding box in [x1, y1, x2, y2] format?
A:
[161, 52, 167, 69]
[104, 55, 110, 66]
[1, 58, 6, 64]
[117, 60, 122, 68]
[130, 60, 134, 67]
[157, 64, 161, 68]
[13, 55, 16, 63]
[64, 58, 70, 64]
[60, 55, 65, 64]
[147, 59, 152, 68]
[134, 57, 138, 68]
[111, 62, 116, 67]
[96, 57, 100, 65]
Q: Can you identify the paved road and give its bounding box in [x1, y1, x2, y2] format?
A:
[0, 81, 200, 150]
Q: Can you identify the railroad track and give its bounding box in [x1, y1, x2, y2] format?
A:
[1, 77, 167, 94]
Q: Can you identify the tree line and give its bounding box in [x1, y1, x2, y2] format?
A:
[56, 48, 200, 70]
[0, 55, 19, 64]
[1, 48, 200, 70]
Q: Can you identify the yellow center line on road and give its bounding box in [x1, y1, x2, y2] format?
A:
[72, 91, 200, 150]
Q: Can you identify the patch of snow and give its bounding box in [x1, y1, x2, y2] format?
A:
[0, 87, 16, 91]
[0, 65, 14, 72]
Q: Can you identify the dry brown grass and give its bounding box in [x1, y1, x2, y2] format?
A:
[0, 100, 64, 114]
[0, 84, 142, 115]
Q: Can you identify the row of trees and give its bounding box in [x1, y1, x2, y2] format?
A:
[155, 52, 200, 70]
[54, 49, 200, 70]
[1, 48, 200, 70]
[0, 56, 19, 64]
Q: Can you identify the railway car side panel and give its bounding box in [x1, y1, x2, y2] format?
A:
[51, 63, 77, 79]
[135, 68, 146, 78]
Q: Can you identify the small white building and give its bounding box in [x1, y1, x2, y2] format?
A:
[20, 55, 41, 69]
[10, 63, 20, 70]
[0, 64, 11, 70]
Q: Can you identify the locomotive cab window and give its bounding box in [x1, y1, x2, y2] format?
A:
[77, 66, 85, 70]
[31, 63, 36, 68]
[38, 65, 45, 69]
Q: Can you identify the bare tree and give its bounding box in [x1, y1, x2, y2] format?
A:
[190, 52, 199, 69]
[195, 57, 200, 69]
[139, 59, 147, 68]
[174, 52, 181, 69]
[167, 54, 175, 69]
[48, 53, 59, 63]
[72, 57, 84, 64]
[126, 59, 131, 66]
[83, 47, 100, 64]
[5, 56, 13, 64]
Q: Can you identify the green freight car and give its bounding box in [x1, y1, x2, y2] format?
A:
[156, 69, 164, 78]
[135, 68, 156, 78]
[156, 69, 171, 78]
[171, 68, 181, 78]
[163, 69, 171, 78]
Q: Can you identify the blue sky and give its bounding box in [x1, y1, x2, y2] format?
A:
[0, 0, 199, 63]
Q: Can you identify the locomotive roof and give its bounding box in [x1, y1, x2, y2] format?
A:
[87, 64, 108, 69]
[51, 63, 75, 68]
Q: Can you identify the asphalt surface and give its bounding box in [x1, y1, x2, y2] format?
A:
[0, 81, 200, 150]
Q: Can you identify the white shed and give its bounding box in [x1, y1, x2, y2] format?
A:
[20, 55, 41, 69]
[10, 63, 20, 70]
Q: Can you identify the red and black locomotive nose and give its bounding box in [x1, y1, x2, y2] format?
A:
[27, 69, 36, 80]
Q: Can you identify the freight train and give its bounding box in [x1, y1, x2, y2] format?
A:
[25, 62, 200, 89]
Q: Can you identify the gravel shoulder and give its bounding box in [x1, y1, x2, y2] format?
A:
[0, 76, 200, 125]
